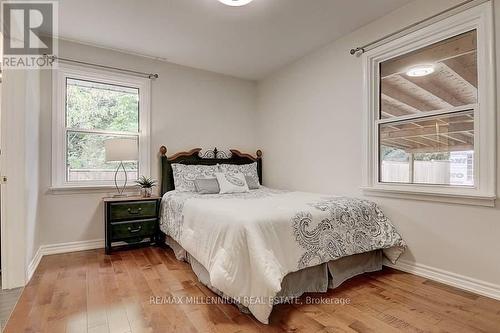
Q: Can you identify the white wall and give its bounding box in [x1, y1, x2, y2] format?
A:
[257, 0, 500, 287]
[37, 39, 257, 249]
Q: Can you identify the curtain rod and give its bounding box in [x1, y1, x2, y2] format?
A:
[44, 55, 159, 79]
[349, 0, 488, 56]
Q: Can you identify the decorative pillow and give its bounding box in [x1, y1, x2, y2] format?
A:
[194, 178, 220, 194]
[219, 162, 260, 187]
[171, 164, 218, 192]
[215, 172, 249, 194]
[245, 175, 260, 190]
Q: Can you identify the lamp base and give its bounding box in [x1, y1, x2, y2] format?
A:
[113, 161, 128, 197]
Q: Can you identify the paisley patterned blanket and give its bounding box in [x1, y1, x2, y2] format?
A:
[160, 187, 405, 324]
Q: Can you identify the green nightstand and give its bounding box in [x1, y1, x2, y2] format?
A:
[103, 196, 161, 254]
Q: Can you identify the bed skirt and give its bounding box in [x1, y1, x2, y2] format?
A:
[165, 236, 382, 312]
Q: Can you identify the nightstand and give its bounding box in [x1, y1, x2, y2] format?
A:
[103, 196, 161, 254]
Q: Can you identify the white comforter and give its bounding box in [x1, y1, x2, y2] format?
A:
[160, 188, 405, 324]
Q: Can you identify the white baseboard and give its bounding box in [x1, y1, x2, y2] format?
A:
[26, 239, 105, 282]
[26, 247, 43, 282]
[385, 259, 500, 301]
[40, 239, 104, 256]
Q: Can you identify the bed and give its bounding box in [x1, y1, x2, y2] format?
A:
[158, 146, 406, 324]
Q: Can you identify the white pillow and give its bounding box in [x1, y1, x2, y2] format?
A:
[219, 162, 260, 188]
[171, 164, 219, 192]
[215, 172, 249, 194]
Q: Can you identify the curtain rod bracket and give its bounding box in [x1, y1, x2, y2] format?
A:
[349, 47, 365, 57]
[43, 54, 57, 65]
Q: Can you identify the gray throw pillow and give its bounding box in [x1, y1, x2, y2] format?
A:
[245, 175, 260, 190]
[194, 178, 220, 194]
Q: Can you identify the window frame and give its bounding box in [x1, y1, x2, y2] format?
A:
[361, 3, 496, 206]
[51, 63, 151, 190]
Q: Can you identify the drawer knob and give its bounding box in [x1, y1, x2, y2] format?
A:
[127, 226, 142, 233]
[127, 207, 142, 214]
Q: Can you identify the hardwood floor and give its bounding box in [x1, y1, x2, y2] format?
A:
[4, 247, 500, 333]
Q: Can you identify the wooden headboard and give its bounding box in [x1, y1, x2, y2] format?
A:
[159, 146, 262, 195]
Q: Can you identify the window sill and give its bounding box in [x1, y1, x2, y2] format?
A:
[361, 187, 496, 207]
[48, 185, 140, 195]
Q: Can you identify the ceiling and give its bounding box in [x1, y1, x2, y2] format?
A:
[56, 0, 412, 80]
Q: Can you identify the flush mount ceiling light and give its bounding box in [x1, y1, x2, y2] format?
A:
[217, 0, 254, 6]
[406, 64, 435, 77]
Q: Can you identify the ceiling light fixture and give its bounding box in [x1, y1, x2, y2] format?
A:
[217, 0, 254, 6]
[406, 64, 435, 77]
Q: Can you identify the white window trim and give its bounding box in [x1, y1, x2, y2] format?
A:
[51, 63, 151, 190]
[361, 3, 496, 207]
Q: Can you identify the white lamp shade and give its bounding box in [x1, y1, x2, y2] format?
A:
[104, 138, 138, 162]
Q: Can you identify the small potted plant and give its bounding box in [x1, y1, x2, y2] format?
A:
[135, 176, 157, 198]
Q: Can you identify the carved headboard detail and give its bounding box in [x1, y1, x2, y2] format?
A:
[159, 146, 262, 195]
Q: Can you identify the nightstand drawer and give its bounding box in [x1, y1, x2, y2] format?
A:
[111, 219, 156, 240]
[109, 201, 158, 221]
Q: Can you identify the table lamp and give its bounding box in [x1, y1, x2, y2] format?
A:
[104, 138, 138, 197]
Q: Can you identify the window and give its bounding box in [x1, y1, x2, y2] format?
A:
[52, 64, 151, 189]
[362, 3, 495, 206]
